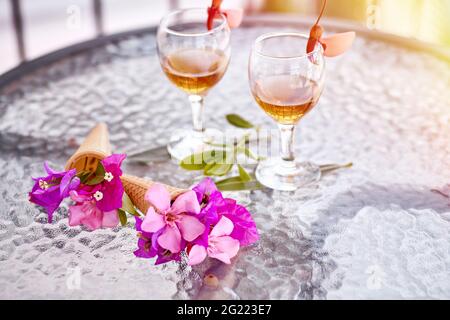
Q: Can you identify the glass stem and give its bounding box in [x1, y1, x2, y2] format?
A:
[189, 95, 204, 134]
[278, 124, 296, 164]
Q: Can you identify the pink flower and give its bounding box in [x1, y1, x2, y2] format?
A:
[29, 162, 80, 223]
[95, 154, 126, 212]
[68, 190, 119, 231]
[217, 199, 259, 247]
[141, 184, 204, 253]
[133, 217, 183, 265]
[188, 216, 240, 266]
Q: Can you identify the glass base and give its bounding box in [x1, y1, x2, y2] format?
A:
[167, 128, 224, 161]
[256, 158, 321, 191]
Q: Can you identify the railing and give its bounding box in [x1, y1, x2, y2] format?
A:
[7, 0, 181, 66]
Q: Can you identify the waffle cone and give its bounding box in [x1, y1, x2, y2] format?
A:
[65, 123, 112, 172]
[121, 174, 186, 213]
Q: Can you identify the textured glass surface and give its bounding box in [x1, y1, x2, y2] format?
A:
[0, 24, 449, 299]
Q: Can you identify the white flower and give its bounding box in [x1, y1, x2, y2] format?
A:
[104, 172, 114, 182]
[93, 191, 104, 201]
[39, 179, 49, 190]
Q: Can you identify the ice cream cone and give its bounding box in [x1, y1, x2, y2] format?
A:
[121, 174, 186, 213]
[65, 123, 112, 172]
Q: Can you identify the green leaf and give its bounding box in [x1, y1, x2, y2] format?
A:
[237, 165, 252, 182]
[121, 192, 139, 217]
[85, 175, 103, 185]
[77, 171, 92, 184]
[215, 176, 244, 186]
[203, 162, 216, 174]
[204, 163, 234, 177]
[85, 162, 105, 185]
[226, 114, 254, 129]
[180, 150, 232, 171]
[180, 153, 207, 171]
[118, 209, 127, 226]
[95, 162, 106, 176]
[204, 150, 226, 164]
[216, 178, 264, 191]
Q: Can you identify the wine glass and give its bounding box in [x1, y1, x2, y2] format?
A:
[156, 8, 231, 160]
[249, 33, 326, 191]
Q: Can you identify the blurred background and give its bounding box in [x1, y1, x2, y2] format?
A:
[1, 0, 449, 74]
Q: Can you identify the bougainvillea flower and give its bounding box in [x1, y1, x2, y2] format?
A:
[193, 177, 223, 224]
[192, 178, 259, 247]
[134, 217, 158, 259]
[94, 154, 126, 212]
[188, 216, 240, 265]
[141, 184, 204, 253]
[216, 198, 259, 247]
[68, 190, 119, 231]
[134, 217, 182, 265]
[29, 162, 80, 222]
[193, 177, 219, 203]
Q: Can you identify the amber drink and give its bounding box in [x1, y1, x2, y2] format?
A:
[163, 48, 228, 96]
[253, 75, 321, 125]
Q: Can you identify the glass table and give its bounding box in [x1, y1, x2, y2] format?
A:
[0, 16, 449, 299]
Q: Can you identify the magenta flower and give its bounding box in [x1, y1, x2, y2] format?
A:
[193, 177, 220, 204]
[193, 178, 259, 247]
[95, 154, 126, 212]
[134, 217, 182, 265]
[68, 190, 119, 231]
[29, 162, 80, 223]
[188, 216, 240, 265]
[141, 184, 204, 254]
[217, 198, 259, 246]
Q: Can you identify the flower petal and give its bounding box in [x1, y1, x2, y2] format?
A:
[210, 216, 234, 237]
[171, 190, 200, 215]
[80, 208, 103, 231]
[43, 161, 64, 176]
[215, 236, 240, 258]
[102, 210, 119, 228]
[68, 204, 86, 227]
[223, 8, 243, 28]
[192, 177, 218, 202]
[321, 32, 355, 58]
[101, 154, 126, 177]
[223, 204, 259, 246]
[96, 179, 124, 212]
[208, 251, 231, 264]
[145, 184, 171, 212]
[134, 216, 143, 232]
[69, 190, 90, 203]
[59, 169, 77, 197]
[157, 226, 182, 253]
[177, 215, 205, 242]
[141, 207, 166, 233]
[188, 245, 207, 266]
